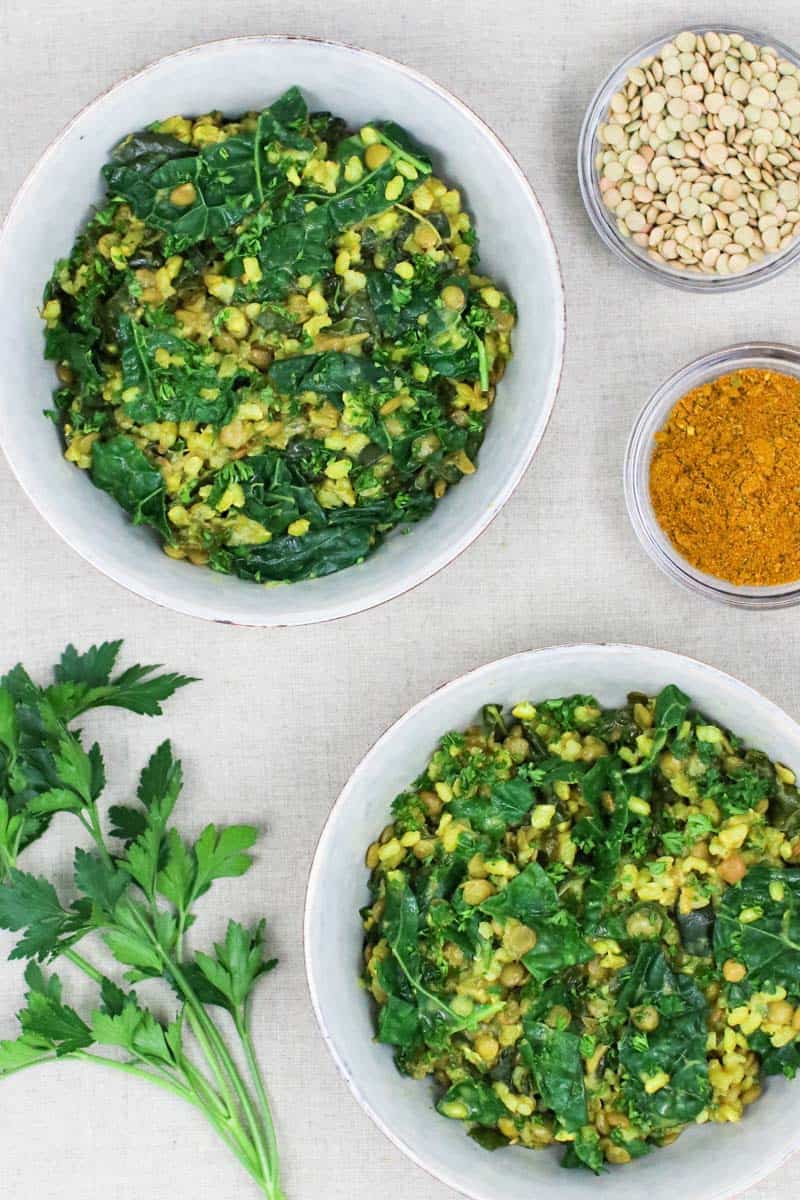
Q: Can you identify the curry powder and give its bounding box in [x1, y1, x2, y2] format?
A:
[649, 368, 800, 586]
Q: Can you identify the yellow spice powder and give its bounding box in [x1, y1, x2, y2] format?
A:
[649, 368, 800, 586]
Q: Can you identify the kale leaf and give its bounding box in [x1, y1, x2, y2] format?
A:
[90, 435, 170, 538]
[268, 350, 387, 397]
[714, 865, 800, 995]
[117, 315, 243, 425]
[437, 1079, 507, 1125]
[521, 1021, 588, 1132]
[618, 946, 710, 1131]
[479, 863, 593, 983]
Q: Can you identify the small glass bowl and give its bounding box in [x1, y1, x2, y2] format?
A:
[624, 342, 800, 608]
[578, 25, 800, 292]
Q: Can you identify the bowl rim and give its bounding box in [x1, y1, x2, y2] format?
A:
[304, 641, 800, 1200]
[0, 33, 566, 628]
[624, 340, 800, 609]
[577, 22, 800, 293]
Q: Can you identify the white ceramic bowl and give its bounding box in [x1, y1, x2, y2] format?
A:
[305, 644, 800, 1200]
[0, 36, 565, 626]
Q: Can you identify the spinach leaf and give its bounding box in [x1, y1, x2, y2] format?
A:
[90, 436, 169, 539]
[437, 1080, 507, 1126]
[521, 1022, 588, 1132]
[714, 865, 800, 995]
[618, 946, 710, 1131]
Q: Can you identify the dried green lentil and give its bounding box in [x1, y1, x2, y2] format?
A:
[596, 30, 800, 274]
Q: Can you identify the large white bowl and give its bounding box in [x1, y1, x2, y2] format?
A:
[305, 644, 800, 1200]
[0, 37, 564, 626]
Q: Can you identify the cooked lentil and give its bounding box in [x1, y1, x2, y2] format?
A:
[361, 687, 800, 1172]
[42, 87, 514, 583]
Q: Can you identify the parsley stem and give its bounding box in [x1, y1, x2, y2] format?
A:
[85, 800, 114, 869]
[235, 1009, 282, 1192]
[172, 966, 275, 1191]
[185, 1004, 243, 1126]
[71, 1051, 266, 1186]
[72, 1049, 195, 1102]
[115, 899, 250, 1155]
[64, 946, 105, 984]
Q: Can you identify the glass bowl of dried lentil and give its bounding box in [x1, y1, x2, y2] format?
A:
[579, 27, 800, 291]
[624, 341, 800, 607]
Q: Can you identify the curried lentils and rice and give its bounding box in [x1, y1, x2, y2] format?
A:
[596, 30, 800, 275]
[41, 87, 514, 583]
[361, 686, 800, 1172]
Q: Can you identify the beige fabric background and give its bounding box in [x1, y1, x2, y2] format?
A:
[1, 0, 799, 1196]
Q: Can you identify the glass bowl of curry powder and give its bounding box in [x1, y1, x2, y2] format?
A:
[625, 342, 800, 607]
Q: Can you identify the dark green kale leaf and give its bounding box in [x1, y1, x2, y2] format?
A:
[109, 129, 196, 174]
[239, 450, 326, 534]
[436, 1079, 507, 1125]
[268, 350, 387, 397]
[750, 1028, 800, 1078]
[521, 1021, 588, 1132]
[380, 871, 502, 1053]
[479, 863, 593, 983]
[376, 994, 420, 1047]
[117, 315, 244, 425]
[468, 1126, 511, 1151]
[653, 684, 691, 732]
[562, 1126, 605, 1173]
[450, 776, 534, 838]
[43, 325, 102, 393]
[90, 435, 170, 539]
[618, 945, 710, 1131]
[223, 524, 373, 584]
[481, 704, 508, 740]
[577, 759, 631, 929]
[103, 88, 310, 247]
[244, 217, 332, 297]
[766, 762, 800, 835]
[714, 865, 800, 995]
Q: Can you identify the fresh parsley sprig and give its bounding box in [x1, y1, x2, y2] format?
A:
[0, 642, 284, 1198]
